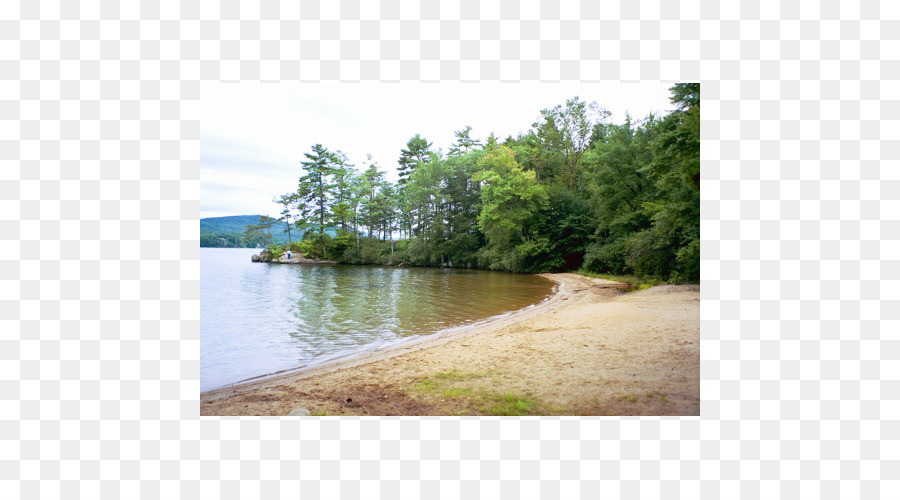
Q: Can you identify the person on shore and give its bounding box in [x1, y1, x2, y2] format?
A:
[287, 248, 292, 260]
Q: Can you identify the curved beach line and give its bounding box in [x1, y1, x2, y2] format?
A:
[200, 273, 574, 400]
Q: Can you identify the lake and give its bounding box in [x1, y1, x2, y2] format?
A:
[200, 248, 555, 391]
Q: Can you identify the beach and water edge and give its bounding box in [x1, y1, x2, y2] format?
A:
[200, 272, 700, 416]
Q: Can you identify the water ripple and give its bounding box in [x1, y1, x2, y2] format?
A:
[201, 248, 553, 391]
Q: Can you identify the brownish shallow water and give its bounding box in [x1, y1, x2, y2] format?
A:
[201, 248, 554, 391]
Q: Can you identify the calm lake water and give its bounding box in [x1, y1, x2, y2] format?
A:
[201, 248, 554, 391]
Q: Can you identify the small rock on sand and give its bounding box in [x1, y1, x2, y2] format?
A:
[287, 407, 311, 416]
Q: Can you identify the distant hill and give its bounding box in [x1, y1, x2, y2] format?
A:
[200, 215, 293, 247]
[200, 215, 266, 235]
[200, 215, 346, 247]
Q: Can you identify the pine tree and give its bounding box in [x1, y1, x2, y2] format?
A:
[448, 126, 482, 157]
[331, 150, 354, 232]
[361, 162, 385, 241]
[244, 215, 277, 249]
[273, 193, 298, 245]
[397, 134, 432, 184]
[298, 144, 336, 255]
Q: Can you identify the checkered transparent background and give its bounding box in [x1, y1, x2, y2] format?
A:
[2, 0, 898, 498]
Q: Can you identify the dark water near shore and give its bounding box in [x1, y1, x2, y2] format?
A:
[201, 248, 554, 391]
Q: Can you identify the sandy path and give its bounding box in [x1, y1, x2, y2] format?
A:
[200, 273, 699, 416]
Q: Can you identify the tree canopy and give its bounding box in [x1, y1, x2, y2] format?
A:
[255, 84, 700, 281]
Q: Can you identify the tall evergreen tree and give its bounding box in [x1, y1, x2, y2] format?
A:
[380, 184, 399, 256]
[244, 215, 277, 249]
[298, 144, 336, 255]
[582, 114, 658, 274]
[348, 169, 368, 257]
[397, 134, 433, 184]
[247, 84, 699, 280]
[448, 126, 482, 157]
[635, 83, 700, 280]
[361, 162, 386, 240]
[331, 150, 354, 232]
[273, 193, 298, 245]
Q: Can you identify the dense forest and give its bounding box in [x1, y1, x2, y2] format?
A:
[201, 215, 277, 247]
[201, 215, 318, 247]
[246, 83, 699, 281]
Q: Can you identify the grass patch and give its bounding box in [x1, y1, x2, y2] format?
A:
[433, 370, 480, 381]
[483, 393, 540, 416]
[574, 269, 665, 291]
[645, 392, 669, 403]
[409, 371, 488, 401]
[621, 393, 670, 404]
[440, 386, 476, 399]
[406, 371, 551, 415]
[411, 378, 440, 392]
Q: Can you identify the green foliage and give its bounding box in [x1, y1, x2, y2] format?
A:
[669, 82, 700, 111]
[200, 231, 244, 248]
[474, 146, 549, 272]
[622, 228, 674, 278]
[675, 238, 701, 282]
[573, 269, 664, 291]
[405, 371, 548, 415]
[580, 115, 657, 274]
[510, 131, 563, 183]
[293, 239, 317, 258]
[265, 243, 285, 260]
[298, 143, 338, 255]
[533, 96, 610, 189]
[578, 86, 700, 281]
[637, 85, 701, 280]
[448, 125, 482, 157]
[330, 150, 355, 232]
[484, 393, 539, 416]
[398, 134, 433, 184]
[240, 84, 700, 282]
[273, 194, 299, 245]
[200, 215, 265, 235]
[200, 215, 292, 247]
[583, 239, 629, 275]
[328, 230, 353, 257]
[530, 184, 593, 271]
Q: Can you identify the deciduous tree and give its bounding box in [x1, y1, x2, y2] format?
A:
[474, 146, 548, 272]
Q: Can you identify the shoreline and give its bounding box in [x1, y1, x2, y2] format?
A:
[201, 273, 699, 416]
[201, 272, 567, 398]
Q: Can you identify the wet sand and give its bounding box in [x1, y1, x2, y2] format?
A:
[200, 273, 700, 416]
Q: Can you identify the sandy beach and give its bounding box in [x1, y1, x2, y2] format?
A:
[200, 273, 700, 416]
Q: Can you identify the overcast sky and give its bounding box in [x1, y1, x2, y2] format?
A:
[201, 82, 677, 219]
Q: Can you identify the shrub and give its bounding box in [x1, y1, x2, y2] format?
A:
[673, 238, 700, 282]
[623, 229, 674, 278]
[583, 239, 629, 275]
